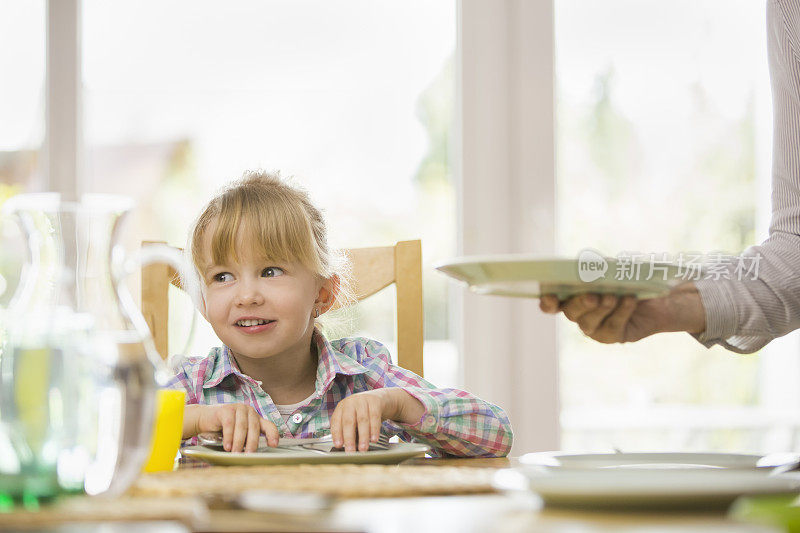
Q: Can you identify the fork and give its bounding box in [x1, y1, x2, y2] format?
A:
[303, 433, 392, 453]
[198, 431, 391, 453]
[198, 432, 333, 451]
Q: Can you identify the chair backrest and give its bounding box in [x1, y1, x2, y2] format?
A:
[140, 239, 424, 376]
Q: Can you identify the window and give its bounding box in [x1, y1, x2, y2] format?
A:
[556, 0, 779, 451]
[82, 1, 457, 383]
[0, 1, 45, 306]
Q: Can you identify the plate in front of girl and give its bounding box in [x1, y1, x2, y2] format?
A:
[181, 442, 429, 466]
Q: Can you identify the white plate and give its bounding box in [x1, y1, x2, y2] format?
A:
[500, 466, 800, 510]
[181, 442, 429, 466]
[435, 255, 688, 300]
[520, 451, 767, 470]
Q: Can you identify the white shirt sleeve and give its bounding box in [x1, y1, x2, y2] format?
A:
[694, 0, 800, 353]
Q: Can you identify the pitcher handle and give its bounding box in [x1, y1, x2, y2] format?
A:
[113, 243, 193, 386]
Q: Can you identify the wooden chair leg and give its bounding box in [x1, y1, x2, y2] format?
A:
[395, 240, 424, 377]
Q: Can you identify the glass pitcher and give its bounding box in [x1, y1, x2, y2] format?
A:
[0, 193, 184, 504]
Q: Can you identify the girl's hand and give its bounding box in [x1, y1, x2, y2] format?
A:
[329, 389, 424, 452]
[189, 403, 279, 453]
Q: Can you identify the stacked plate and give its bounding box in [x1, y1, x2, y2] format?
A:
[495, 452, 800, 510]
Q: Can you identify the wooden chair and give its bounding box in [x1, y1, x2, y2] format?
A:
[140, 239, 424, 376]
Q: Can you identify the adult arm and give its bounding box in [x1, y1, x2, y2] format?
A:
[694, 0, 800, 353]
[542, 0, 800, 353]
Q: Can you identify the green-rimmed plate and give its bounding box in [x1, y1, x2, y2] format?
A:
[181, 442, 429, 466]
[436, 254, 691, 300]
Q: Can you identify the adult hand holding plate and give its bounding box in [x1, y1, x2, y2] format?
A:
[436, 252, 707, 344]
[539, 285, 705, 344]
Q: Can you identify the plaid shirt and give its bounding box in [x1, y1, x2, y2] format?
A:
[167, 329, 513, 457]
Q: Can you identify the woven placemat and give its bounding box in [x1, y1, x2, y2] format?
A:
[0, 496, 206, 530]
[131, 464, 499, 499]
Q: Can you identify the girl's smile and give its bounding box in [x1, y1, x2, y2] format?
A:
[233, 316, 278, 334]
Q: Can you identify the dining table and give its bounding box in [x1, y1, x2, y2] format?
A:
[1, 454, 786, 533]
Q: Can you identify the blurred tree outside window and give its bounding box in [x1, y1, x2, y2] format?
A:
[556, 0, 776, 451]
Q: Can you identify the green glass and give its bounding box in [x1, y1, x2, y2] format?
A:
[0, 337, 95, 507]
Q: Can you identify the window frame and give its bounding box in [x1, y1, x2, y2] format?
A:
[50, 0, 798, 455]
[456, 0, 559, 451]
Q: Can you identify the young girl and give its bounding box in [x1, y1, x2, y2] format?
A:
[167, 171, 513, 457]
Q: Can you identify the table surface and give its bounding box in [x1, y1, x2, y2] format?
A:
[0, 456, 782, 533]
[172, 456, 781, 533]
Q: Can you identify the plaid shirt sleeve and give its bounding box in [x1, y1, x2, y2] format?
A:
[164, 359, 201, 405]
[357, 339, 513, 457]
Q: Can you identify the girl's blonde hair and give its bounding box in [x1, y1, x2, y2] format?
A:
[186, 170, 354, 327]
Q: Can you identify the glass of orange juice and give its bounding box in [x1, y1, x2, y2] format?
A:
[142, 389, 186, 472]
